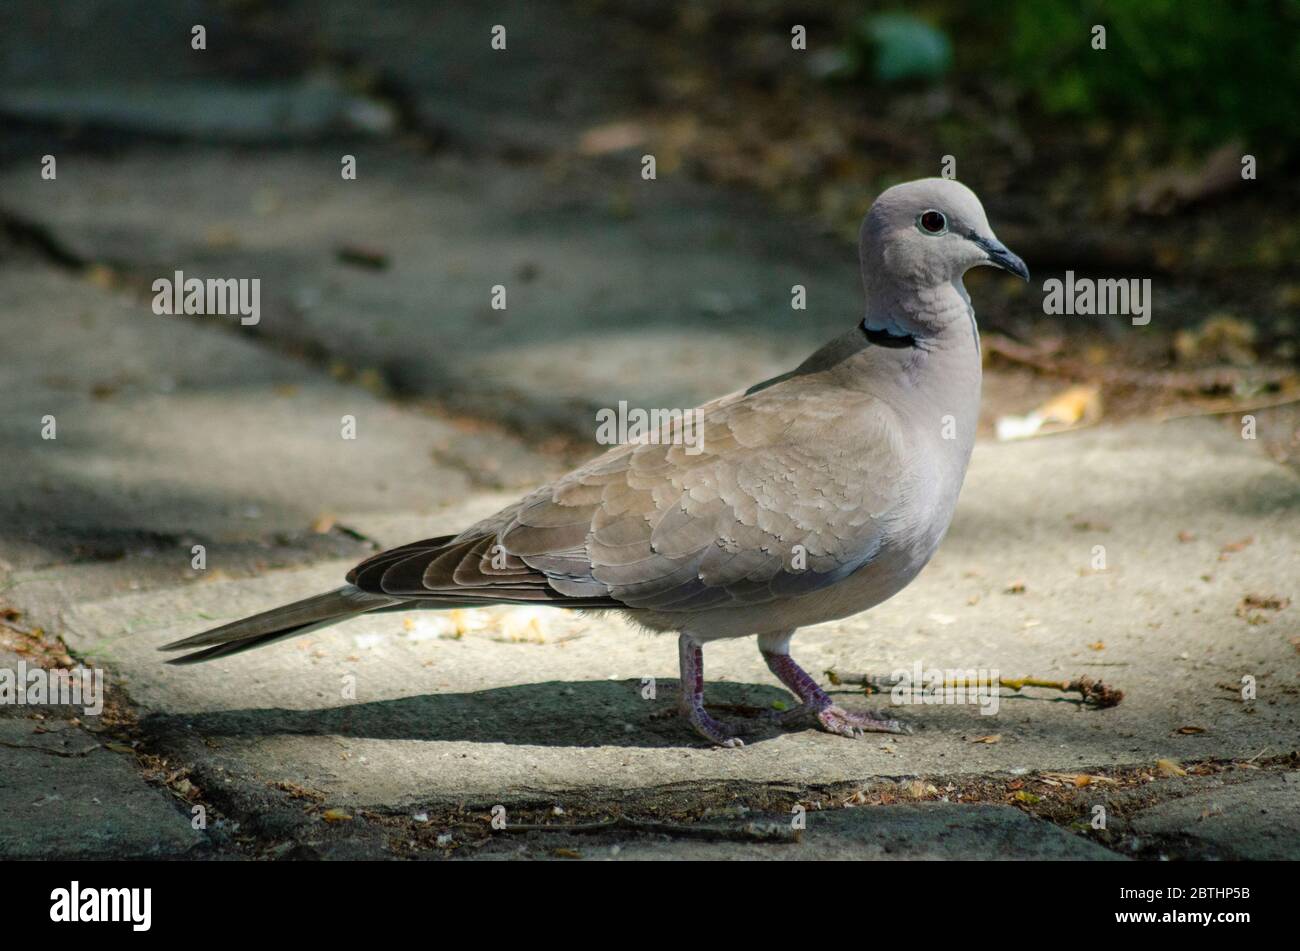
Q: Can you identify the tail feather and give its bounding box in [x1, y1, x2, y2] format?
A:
[161, 585, 399, 664]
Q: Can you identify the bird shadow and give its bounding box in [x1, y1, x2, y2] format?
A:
[144, 679, 802, 749]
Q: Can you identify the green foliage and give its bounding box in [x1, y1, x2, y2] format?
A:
[826, 2, 1298, 151]
[862, 13, 952, 83]
[827, 13, 953, 84]
[1004, 0, 1300, 149]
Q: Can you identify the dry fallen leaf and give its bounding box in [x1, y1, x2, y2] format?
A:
[1177, 726, 1207, 734]
[1219, 536, 1254, 559]
[1042, 772, 1114, 788]
[1236, 593, 1290, 625]
[995, 384, 1102, 440]
[1238, 593, 1290, 612]
[971, 734, 1002, 744]
[1012, 790, 1042, 804]
[1038, 384, 1102, 424]
[1087, 641, 1106, 651]
[321, 808, 353, 823]
[500, 606, 552, 644]
[1156, 759, 1187, 777]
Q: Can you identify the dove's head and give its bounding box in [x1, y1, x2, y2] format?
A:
[858, 178, 1027, 337]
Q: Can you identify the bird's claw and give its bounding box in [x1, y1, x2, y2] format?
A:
[681, 704, 745, 748]
[776, 701, 909, 738]
[817, 704, 911, 737]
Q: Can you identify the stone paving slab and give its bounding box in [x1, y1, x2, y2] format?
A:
[0, 263, 552, 859]
[0, 0, 239, 90]
[464, 804, 1125, 861]
[0, 146, 865, 438]
[267, 0, 647, 153]
[0, 733, 203, 859]
[0, 264, 554, 611]
[1126, 771, 1300, 861]
[0, 650, 203, 860]
[50, 418, 1299, 813]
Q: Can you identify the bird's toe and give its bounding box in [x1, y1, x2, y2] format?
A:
[682, 706, 745, 748]
[816, 704, 909, 738]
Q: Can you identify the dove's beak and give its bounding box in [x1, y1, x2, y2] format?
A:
[969, 232, 1030, 282]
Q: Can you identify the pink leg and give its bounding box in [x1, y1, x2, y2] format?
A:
[760, 635, 908, 738]
[678, 634, 743, 748]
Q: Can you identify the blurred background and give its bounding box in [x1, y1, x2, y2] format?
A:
[2, 0, 1298, 548]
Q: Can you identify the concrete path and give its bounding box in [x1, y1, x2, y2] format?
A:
[0, 146, 859, 439]
[53, 418, 1299, 806]
[2, 264, 1294, 858]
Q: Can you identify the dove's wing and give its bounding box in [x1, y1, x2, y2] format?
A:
[348, 375, 907, 613]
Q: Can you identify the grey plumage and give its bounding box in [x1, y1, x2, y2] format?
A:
[162, 178, 1027, 746]
[164, 586, 398, 664]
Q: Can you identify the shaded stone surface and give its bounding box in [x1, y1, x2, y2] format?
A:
[465, 804, 1125, 860]
[0, 734, 203, 859]
[0, 146, 860, 438]
[0, 266, 553, 577]
[1127, 772, 1300, 860]
[0, 651, 202, 860]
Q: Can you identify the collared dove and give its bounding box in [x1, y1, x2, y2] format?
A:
[162, 178, 1028, 747]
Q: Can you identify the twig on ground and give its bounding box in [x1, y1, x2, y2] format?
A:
[982, 333, 1295, 397]
[1157, 392, 1300, 420]
[825, 669, 1124, 708]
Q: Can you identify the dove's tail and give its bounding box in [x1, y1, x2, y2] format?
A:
[160, 585, 402, 665]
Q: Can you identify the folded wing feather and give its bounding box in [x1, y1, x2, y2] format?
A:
[346, 379, 903, 614]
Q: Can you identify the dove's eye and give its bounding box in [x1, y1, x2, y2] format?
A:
[918, 210, 947, 235]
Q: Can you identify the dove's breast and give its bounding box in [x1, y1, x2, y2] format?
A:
[626, 318, 982, 640]
[776, 321, 983, 629]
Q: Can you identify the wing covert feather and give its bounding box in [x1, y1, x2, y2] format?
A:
[349, 379, 906, 614]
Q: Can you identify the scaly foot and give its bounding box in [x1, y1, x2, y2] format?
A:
[681, 703, 745, 747]
[810, 702, 909, 738]
[763, 645, 910, 738]
[677, 633, 745, 748]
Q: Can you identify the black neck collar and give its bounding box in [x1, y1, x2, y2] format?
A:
[861, 323, 916, 349]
